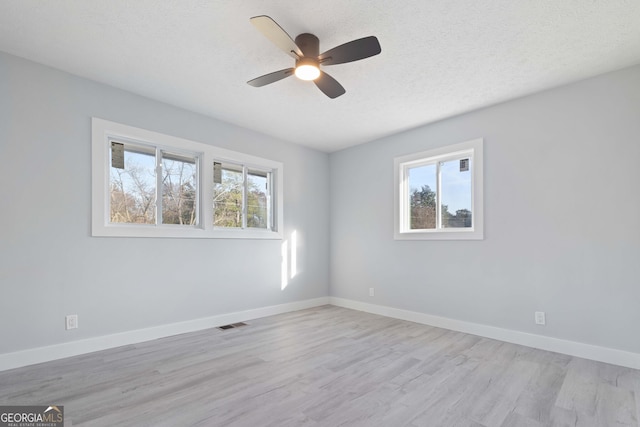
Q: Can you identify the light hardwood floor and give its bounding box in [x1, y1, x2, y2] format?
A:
[1, 305, 639, 426]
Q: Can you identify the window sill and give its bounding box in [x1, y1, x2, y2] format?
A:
[92, 224, 283, 240]
[394, 228, 483, 240]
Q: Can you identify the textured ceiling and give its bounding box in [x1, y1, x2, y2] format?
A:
[1, 1, 639, 152]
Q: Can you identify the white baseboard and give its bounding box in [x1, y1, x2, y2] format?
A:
[4, 296, 639, 372]
[330, 297, 640, 370]
[0, 297, 330, 372]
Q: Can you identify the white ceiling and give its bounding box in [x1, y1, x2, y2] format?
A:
[1, 1, 639, 152]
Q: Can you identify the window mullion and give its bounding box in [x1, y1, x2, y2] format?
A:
[436, 161, 442, 229]
[156, 148, 163, 226]
[402, 166, 410, 232]
[266, 172, 272, 231]
[242, 165, 248, 229]
[195, 156, 201, 228]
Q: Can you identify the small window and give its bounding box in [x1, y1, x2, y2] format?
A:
[394, 138, 483, 240]
[213, 163, 273, 230]
[93, 118, 283, 239]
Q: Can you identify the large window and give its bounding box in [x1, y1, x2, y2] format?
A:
[92, 118, 283, 239]
[394, 138, 483, 240]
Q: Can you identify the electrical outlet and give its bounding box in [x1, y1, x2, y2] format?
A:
[369, 287, 375, 297]
[65, 314, 78, 330]
[535, 311, 546, 325]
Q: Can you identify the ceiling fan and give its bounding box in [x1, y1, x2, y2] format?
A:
[247, 15, 382, 99]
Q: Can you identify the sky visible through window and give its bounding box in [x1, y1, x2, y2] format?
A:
[112, 151, 156, 199]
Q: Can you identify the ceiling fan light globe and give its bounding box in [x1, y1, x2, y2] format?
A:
[295, 64, 320, 81]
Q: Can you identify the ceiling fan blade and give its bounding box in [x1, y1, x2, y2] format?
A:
[247, 68, 295, 87]
[250, 15, 304, 59]
[318, 36, 381, 66]
[314, 71, 346, 99]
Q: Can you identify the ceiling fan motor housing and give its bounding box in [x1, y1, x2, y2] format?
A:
[295, 33, 319, 58]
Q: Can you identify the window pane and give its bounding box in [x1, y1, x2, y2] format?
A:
[247, 171, 269, 229]
[408, 164, 437, 229]
[110, 149, 156, 224]
[161, 153, 198, 225]
[214, 164, 243, 227]
[440, 158, 472, 228]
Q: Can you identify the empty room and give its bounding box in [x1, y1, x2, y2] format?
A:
[1, 1, 639, 426]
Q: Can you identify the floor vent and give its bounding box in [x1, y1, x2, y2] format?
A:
[218, 322, 248, 331]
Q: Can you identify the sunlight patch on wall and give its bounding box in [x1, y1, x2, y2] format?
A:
[281, 239, 289, 290]
[291, 230, 298, 279]
[281, 230, 300, 290]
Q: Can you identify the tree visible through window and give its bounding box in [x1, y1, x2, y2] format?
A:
[213, 164, 271, 229]
[247, 171, 268, 229]
[213, 165, 243, 227]
[110, 149, 156, 224]
[161, 154, 197, 225]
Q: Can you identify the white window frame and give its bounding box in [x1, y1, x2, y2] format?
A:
[394, 138, 484, 240]
[92, 118, 283, 239]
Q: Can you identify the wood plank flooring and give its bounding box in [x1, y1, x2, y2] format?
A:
[1, 305, 638, 426]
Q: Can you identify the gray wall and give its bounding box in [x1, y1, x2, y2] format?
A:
[0, 52, 330, 354]
[329, 65, 640, 353]
[2, 48, 639, 359]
